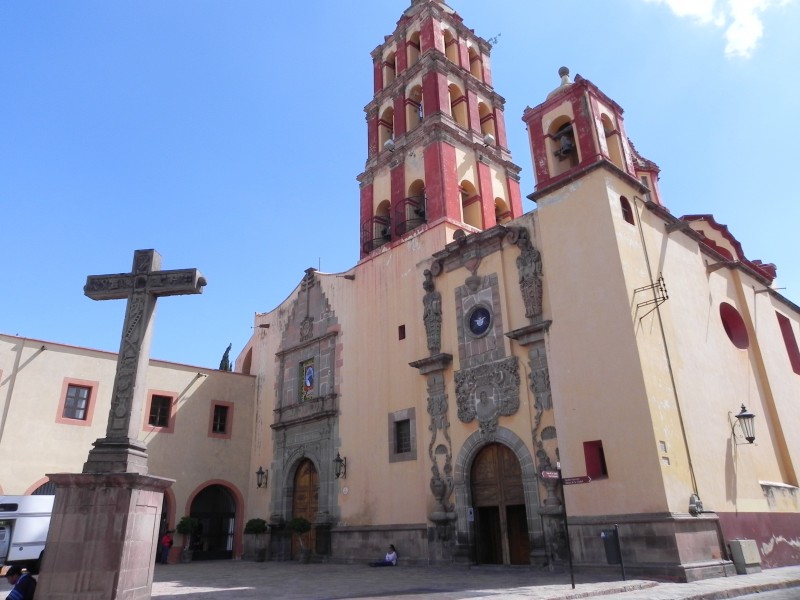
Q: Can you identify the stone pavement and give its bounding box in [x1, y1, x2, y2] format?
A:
[2, 561, 799, 598]
[147, 561, 798, 600]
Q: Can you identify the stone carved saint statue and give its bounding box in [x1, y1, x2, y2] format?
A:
[509, 228, 543, 321]
[422, 269, 442, 354]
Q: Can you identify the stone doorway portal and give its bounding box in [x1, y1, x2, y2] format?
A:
[189, 484, 236, 560]
[471, 442, 530, 565]
[292, 459, 319, 558]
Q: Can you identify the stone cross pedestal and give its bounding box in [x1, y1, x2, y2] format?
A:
[37, 249, 205, 600]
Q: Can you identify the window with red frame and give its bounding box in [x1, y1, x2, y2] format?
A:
[584, 440, 608, 479]
[776, 312, 800, 375]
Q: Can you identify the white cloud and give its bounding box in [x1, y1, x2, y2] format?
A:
[641, 0, 794, 58]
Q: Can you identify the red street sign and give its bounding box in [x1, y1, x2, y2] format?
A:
[562, 476, 592, 485]
[540, 470, 560, 480]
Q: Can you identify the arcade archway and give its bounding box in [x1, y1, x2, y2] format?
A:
[189, 484, 236, 560]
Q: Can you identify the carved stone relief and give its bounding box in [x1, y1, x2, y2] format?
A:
[455, 357, 520, 438]
[507, 227, 543, 322]
[422, 269, 442, 355]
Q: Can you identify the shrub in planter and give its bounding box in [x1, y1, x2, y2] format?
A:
[176, 516, 200, 562]
[243, 518, 270, 561]
[286, 517, 312, 562]
[244, 518, 269, 535]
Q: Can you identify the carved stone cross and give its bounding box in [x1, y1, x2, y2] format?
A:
[82, 249, 206, 474]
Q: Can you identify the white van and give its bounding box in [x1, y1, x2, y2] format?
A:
[0, 495, 54, 574]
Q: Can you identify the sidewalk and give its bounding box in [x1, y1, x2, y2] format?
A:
[145, 560, 800, 600]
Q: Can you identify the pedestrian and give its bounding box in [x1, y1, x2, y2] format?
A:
[160, 530, 174, 564]
[369, 544, 398, 567]
[3, 565, 36, 600]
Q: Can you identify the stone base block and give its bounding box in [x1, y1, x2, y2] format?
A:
[37, 472, 173, 600]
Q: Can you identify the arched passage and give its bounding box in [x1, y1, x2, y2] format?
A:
[187, 482, 239, 560]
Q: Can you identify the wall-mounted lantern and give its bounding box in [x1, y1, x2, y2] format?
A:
[734, 405, 756, 444]
[256, 466, 268, 488]
[333, 452, 347, 479]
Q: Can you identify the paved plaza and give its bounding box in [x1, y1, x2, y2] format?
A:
[145, 561, 799, 600]
[3, 560, 799, 598]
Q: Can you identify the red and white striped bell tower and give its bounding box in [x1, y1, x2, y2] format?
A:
[358, 0, 524, 259]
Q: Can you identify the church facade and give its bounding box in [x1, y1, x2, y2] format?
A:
[2, 0, 799, 581]
[236, 0, 800, 579]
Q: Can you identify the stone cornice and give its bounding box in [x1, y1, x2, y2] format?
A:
[409, 353, 453, 374]
[506, 321, 552, 345]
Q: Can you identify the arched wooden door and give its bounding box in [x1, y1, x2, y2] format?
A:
[292, 459, 318, 558]
[471, 443, 530, 565]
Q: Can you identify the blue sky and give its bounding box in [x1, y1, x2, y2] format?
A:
[2, 0, 798, 368]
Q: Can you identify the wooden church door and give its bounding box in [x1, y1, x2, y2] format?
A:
[471, 443, 530, 565]
[292, 459, 318, 558]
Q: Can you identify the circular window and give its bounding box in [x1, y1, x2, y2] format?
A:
[467, 305, 492, 337]
[720, 302, 749, 349]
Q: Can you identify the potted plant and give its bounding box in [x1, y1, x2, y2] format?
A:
[286, 517, 312, 563]
[243, 518, 270, 561]
[176, 516, 200, 562]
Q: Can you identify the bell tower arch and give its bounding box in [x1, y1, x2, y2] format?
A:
[358, 0, 524, 259]
[522, 66, 663, 205]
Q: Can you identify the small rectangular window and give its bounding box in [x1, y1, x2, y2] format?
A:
[395, 419, 411, 454]
[212, 405, 229, 434]
[776, 312, 800, 375]
[148, 395, 172, 428]
[583, 440, 608, 479]
[388, 408, 417, 463]
[398, 325, 406, 340]
[63, 384, 90, 420]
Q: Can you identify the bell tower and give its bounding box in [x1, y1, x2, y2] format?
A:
[522, 67, 662, 204]
[358, 0, 523, 258]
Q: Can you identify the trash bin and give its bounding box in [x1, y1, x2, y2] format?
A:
[601, 529, 621, 564]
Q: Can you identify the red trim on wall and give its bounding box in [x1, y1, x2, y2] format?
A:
[424, 141, 459, 222]
[776, 312, 800, 374]
[466, 89, 480, 134]
[476, 160, 494, 228]
[522, 107, 550, 185]
[55, 377, 99, 427]
[392, 95, 407, 138]
[482, 56, 493, 87]
[373, 59, 383, 94]
[359, 184, 374, 258]
[420, 17, 437, 55]
[162, 486, 177, 531]
[23, 476, 51, 495]
[367, 113, 378, 159]
[717, 511, 800, 568]
[507, 176, 523, 219]
[494, 105, 509, 149]
[391, 164, 406, 227]
[422, 70, 445, 119]
[395, 36, 407, 74]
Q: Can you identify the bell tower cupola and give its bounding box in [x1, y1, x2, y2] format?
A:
[358, 0, 524, 258]
[522, 67, 662, 205]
